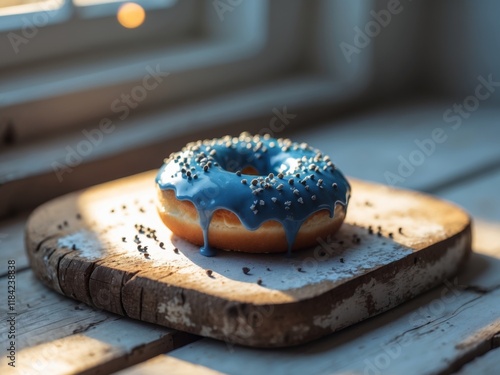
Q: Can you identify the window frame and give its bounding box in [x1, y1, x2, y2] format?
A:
[0, 0, 275, 141]
[0, 0, 198, 68]
[74, 0, 176, 19]
[0, 1, 71, 33]
[0, 0, 178, 32]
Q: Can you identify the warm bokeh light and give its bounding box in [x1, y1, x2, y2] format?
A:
[117, 2, 145, 29]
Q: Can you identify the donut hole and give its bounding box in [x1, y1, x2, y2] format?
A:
[217, 157, 267, 175]
[241, 166, 260, 175]
[213, 148, 281, 176]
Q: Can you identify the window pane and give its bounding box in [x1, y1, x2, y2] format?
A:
[1, 0, 48, 8]
[0, 0, 67, 29]
[73, 0, 175, 6]
[73, 0, 123, 5]
[73, 0, 176, 19]
[0, 0, 64, 11]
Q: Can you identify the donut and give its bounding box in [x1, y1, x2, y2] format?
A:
[156, 133, 351, 256]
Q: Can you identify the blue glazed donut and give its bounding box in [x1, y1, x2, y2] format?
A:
[156, 133, 351, 256]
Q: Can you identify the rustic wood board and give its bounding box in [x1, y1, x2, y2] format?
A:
[25, 170, 471, 347]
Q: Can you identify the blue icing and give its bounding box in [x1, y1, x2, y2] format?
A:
[156, 133, 351, 256]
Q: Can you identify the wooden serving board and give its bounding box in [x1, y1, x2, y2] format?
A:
[25, 171, 471, 348]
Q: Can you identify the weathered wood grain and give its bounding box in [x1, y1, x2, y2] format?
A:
[437, 169, 500, 260]
[25, 170, 471, 347]
[0, 214, 29, 276]
[471, 220, 500, 258]
[454, 346, 500, 375]
[1, 271, 114, 350]
[1, 319, 177, 375]
[0, 270, 196, 374]
[437, 168, 500, 221]
[116, 356, 225, 375]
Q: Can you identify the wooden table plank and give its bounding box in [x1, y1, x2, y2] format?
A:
[0, 270, 196, 374]
[469, 220, 500, 258]
[0, 214, 29, 276]
[1, 317, 177, 375]
[454, 346, 500, 374]
[296, 104, 500, 192]
[437, 168, 500, 222]
[437, 169, 500, 261]
[1, 271, 117, 350]
[115, 356, 226, 375]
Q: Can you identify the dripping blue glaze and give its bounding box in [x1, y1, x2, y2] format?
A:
[156, 134, 351, 256]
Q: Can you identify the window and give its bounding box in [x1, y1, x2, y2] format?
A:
[0, 0, 187, 69]
[0, 1, 70, 34]
[0, 1, 371, 143]
[0, 1, 371, 216]
[0, 0, 281, 140]
[0, 1, 176, 31]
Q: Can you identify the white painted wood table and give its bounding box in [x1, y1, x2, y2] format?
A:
[1, 103, 499, 374]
